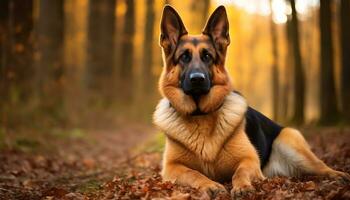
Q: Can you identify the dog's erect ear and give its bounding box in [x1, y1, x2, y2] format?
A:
[160, 5, 187, 55]
[203, 6, 230, 55]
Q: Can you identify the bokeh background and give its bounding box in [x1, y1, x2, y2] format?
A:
[1, 0, 350, 131]
[1, 1, 350, 199]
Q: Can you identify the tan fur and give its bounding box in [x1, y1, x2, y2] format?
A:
[263, 128, 350, 179]
[154, 93, 265, 195]
[159, 66, 197, 115]
[154, 92, 247, 162]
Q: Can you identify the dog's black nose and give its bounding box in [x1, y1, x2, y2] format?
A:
[190, 72, 205, 85]
[181, 71, 210, 96]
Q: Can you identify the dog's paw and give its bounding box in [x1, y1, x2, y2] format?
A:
[230, 183, 255, 199]
[327, 170, 350, 182]
[199, 181, 228, 199]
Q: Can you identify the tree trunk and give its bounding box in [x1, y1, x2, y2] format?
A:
[0, 0, 10, 101]
[319, 0, 338, 124]
[63, 0, 89, 126]
[7, 0, 34, 101]
[1, 0, 34, 127]
[120, 0, 135, 101]
[280, 18, 293, 123]
[36, 0, 64, 120]
[269, 0, 279, 121]
[289, 0, 305, 125]
[340, 0, 350, 122]
[191, 0, 210, 32]
[0, 0, 10, 126]
[142, 0, 155, 93]
[87, 0, 116, 101]
[203, 0, 210, 21]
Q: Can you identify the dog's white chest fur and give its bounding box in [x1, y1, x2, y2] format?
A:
[153, 93, 247, 162]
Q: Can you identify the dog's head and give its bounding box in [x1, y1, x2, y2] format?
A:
[159, 6, 233, 115]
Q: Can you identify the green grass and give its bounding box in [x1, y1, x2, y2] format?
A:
[49, 128, 87, 139]
[77, 179, 102, 193]
[0, 127, 90, 154]
[14, 137, 41, 152]
[135, 132, 165, 153]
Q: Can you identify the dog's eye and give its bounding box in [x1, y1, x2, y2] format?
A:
[180, 52, 191, 63]
[202, 52, 212, 63]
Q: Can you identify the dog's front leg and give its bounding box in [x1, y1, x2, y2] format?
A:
[162, 162, 228, 198]
[231, 159, 265, 198]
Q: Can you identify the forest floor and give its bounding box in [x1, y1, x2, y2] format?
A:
[0, 125, 349, 200]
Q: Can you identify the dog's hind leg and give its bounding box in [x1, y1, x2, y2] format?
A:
[263, 128, 350, 180]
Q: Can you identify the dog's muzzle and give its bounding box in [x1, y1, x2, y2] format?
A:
[182, 72, 211, 96]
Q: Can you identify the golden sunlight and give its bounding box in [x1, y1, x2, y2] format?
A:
[214, 0, 318, 24]
[272, 0, 289, 24]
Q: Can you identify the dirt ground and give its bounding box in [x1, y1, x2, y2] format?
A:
[0, 125, 349, 200]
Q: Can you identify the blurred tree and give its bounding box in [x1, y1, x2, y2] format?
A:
[319, 0, 338, 124]
[7, 0, 34, 102]
[0, 0, 34, 127]
[120, 0, 135, 101]
[142, 0, 155, 93]
[190, 0, 210, 32]
[340, 0, 350, 122]
[289, 0, 305, 124]
[0, 0, 10, 102]
[280, 18, 293, 123]
[269, 0, 279, 121]
[36, 0, 64, 119]
[63, 0, 89, 126]
[87, 0, 116, 102]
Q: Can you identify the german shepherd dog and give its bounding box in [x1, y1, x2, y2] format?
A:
[153, 5, 350, 198]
